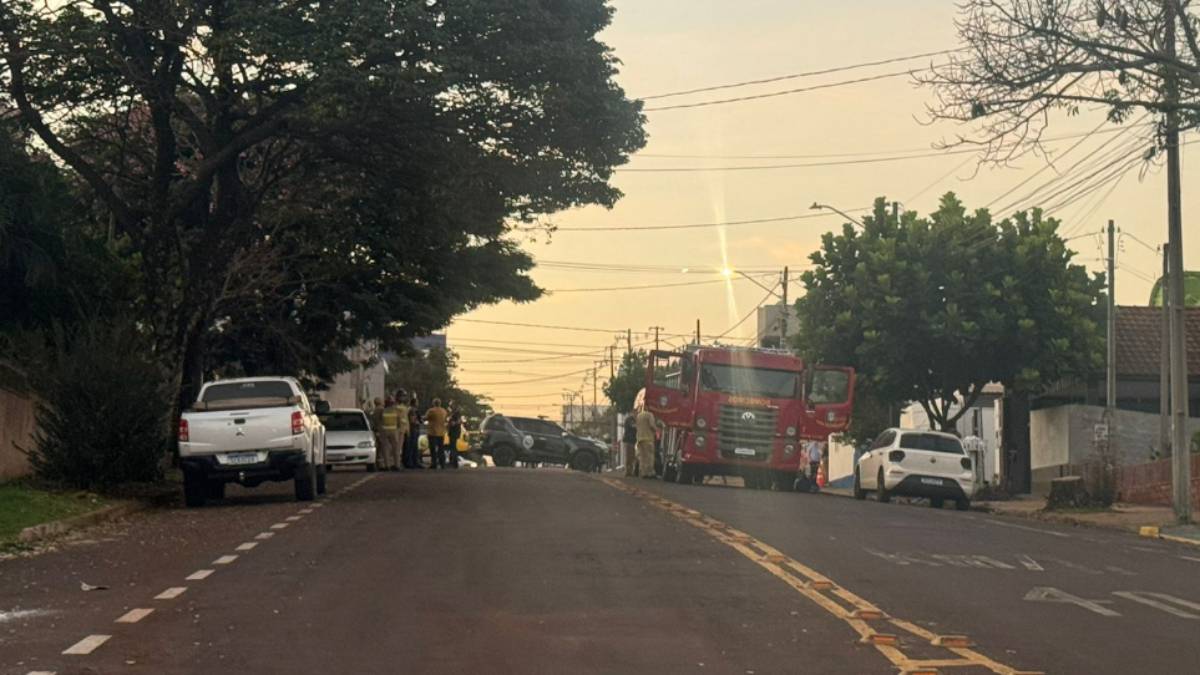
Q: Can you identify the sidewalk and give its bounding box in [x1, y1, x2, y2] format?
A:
[820, 485, 1200, 546]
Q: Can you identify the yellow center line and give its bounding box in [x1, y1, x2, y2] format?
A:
[598, 477, 1041, 675]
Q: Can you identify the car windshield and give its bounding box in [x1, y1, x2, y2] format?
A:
[319, 412, 369, 431]
[699, 363, 799, 398]
[899, 433, 964, 454]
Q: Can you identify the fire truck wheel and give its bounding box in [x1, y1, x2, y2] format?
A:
[674, 463, 691, 484]
[662, 462, 678, 482]
[772, 471, 796, 492]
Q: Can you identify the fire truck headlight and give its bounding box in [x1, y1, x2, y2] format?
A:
[826, 410, 837, 423]
[695, 417, 707, 429]
[784, 444, 797, 457]
[659, 395, 669, 407]
[786, 425, 797, 437]
[694, 434, 706, 449]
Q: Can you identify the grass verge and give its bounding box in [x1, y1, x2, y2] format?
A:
[0, 481, 109, 548]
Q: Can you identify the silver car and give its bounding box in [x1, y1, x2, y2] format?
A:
[319, 409, 377, 472]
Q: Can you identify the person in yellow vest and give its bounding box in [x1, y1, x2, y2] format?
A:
[379, 397, 400, 471]
[368, 397, 385, 469]
[425, 398, 449, 470]
[635, 405, 658, 479]
[390, 393, 409, 472]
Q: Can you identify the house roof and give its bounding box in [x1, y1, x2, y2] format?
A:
[1116, 306, 1200, 377]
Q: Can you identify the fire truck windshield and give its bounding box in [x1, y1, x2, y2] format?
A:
[698, 363, 799, 399]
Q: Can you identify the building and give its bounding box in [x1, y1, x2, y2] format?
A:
[410, 334, 447, 352]
[756, 302, 798, 348]
[323, 343, 388, 409]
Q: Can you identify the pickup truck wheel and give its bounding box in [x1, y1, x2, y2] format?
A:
[183, 472, 207, 508]
[205, 480, 226, 501]
[295, 463, 317, 501]
[492, 445, 516, 467]
[316, 464, 327, 495]
[569, 451, 598, 473]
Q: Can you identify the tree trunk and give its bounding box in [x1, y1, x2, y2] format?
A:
[1002, 390, 1032, 494]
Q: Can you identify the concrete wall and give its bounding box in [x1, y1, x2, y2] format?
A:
[0, 388, 35, 480]
[326, 360, 387, 409]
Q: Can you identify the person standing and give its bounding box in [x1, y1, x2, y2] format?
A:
[405, 394, 422, 469]
[367, 397, 386, 470]
[425, 398, 449, 470]
[808, 439, 823, 485]
[635, 405, 658, 479]
[378, 397, 399, 471]
[622, 412, 638, 477]
[390, 391, 409, 472]
[446, 401, 463, 469]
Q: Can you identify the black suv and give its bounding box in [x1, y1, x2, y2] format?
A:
[477, 414, 607, 472]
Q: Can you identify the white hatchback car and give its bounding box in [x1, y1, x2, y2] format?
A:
[854, 428, 976, 510]
[319, 409, 377, 472]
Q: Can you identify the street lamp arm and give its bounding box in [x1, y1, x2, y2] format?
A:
[811, 202, 865, 229]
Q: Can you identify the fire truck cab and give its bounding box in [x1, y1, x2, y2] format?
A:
[643, 345, 854, 490]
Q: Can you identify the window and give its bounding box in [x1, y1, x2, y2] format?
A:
[319, 412, 370, 432]
[652, 352, 689, 390]
[699, 363, 799, 398]
[809, 369, 851, 404]
[872, 430, 896, 450]
[202, 380, 294, 403]
[899, 433, 965, 454]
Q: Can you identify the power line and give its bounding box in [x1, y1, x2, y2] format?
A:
[643, 68, 934, 112]
[716, 281, 781, 340]
[616, 147, 981, 173]
[549, 210, 859, 233]
[460, 366, 596, 387]
[455, 318, 624, 334]
[637, 48, 960, 101]
[547, 273, 776, 293]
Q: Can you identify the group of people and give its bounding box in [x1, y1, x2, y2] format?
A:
[367, 391, 463, 471]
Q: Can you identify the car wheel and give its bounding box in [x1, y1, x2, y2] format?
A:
[326, 464, 334, 473]
[930, 497, 944, 509]
[205, 480, 226, 501]
[955, 498, 971, 511]
[316, 464, 327, 495]
[492, 445, 516, 467]
[183, 471, 207, 508]
[295, 463, 317, 501]
[570, 451, 598, 473]
[853, 469, 866, 500]
[876, 468, 891, 503]
[366, 463, 376, 473]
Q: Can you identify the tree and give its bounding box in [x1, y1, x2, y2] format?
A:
[795, 195, 1104, 435]
[0, 1, 645, 414]
[385, 347, 492, 425]
[603, 350, 647, 414]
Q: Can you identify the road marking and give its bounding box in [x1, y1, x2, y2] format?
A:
[311, 503, 325, 508]
[270, 522, 289, 529]
[115, 608, 154, 623]
[973, 556, 1016, 570]
[255, 532, 275, 540]
[1113, 591, 1200, 619]
[1181, 555, 1200, 563]
[26, 671, 56, 674]
[864, 548, 942, 566]
[155, 587, 187, 600]
[1105, 565, 1137, 576]
[1016, 555, 1043, 571]
[987, 520, 1071, 538]
[299, 508, 314, 514]
[1023, 587, 1121, 616]
[235, 542, 258, 551]
[213, 555, 238, 565]
[286, 515, 302, 522]
[63, 634, 111, 655]
[1046, 557, 1102, 575]
[600, 478, 1033, 675]
[185, 569, 214, 581]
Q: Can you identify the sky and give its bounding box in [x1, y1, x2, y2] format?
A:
[445, 0, 1198, 416]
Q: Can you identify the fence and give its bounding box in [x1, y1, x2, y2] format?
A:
[0, 387, 35, 480]
[1117, 456, 1200, 509]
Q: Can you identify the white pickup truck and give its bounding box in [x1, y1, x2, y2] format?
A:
[179, 377, 327, 507]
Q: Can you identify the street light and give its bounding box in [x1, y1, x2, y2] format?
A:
[810, 202, 866, 229]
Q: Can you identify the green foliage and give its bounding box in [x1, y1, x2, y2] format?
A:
[25, 320, 171, 492]
[1149, 272, 1200, 307]
[795, 194, 1104, 431]
[385, 348, 491, 426]
[603, 350, 648, 414]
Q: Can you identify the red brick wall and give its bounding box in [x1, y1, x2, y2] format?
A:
[1117, 457, 1200, 509]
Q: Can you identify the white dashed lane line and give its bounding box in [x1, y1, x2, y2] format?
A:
[115, 608, 154, 624]
[62, 634, 111, 655]
[27, 670, 56, 675]
[236, 542, 258, 551]
[286, 515, 303, 522]
[270, 522, 289, 530]
[185, 569, 214, 581]
[255, 531, 275, 540]
[155, 587, 187, 600]
[213, 555, 238, 565]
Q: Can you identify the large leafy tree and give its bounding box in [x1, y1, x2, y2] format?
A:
[603, 349, 647, 414]
[795, 195, 1104, 434]
[0, 1, 645, 411]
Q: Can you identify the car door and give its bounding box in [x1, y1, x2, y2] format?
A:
[860, 430, 895, 488]
[803, 366, 856, 437]
[645, 350, 694, 427]
[534, 421, 570, 463]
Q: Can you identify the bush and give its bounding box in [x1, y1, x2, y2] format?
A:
[25, 320, 170, 491]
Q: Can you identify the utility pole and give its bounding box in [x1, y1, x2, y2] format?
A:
[650, 326, 663, 351]
[695, 319, 701, 345]
[1161, 243, 1171, 460]
[780, 265, 789, 349]
[1165, 2, 1192, 523]
[609, 345, 615, 380]
[592, 366, 598, 424]
[626, 328, 633, 354]
[1106, 220, 1117, 432]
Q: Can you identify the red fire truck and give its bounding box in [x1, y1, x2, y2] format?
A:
[642, 345, 854, 489]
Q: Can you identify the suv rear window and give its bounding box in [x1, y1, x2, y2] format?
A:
[899, 433, 964, 454]
[201, 380, 294, 403]
[319, 412, 369, 431]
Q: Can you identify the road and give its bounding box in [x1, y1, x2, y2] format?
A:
[2, 468, 1199, 675]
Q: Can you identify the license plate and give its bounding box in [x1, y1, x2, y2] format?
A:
[734, 447, 756, 457]
[225, 452, 260, 465]
[920, 477, 944, 486]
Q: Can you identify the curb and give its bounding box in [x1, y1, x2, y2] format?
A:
[17, 500, 147, 544]
[1138, 525, 1200, 549]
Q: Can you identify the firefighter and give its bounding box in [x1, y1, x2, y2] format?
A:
[391, 390, 409, 472]
[635, 404, 658, 479]
[379, 397, 399, 470]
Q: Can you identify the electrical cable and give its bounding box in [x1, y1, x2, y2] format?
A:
[643, 68, 935, 112]
[549, 210, 861, 233]
[546, 273, 776, 293]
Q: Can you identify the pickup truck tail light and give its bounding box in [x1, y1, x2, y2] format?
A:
[291, 411, 303, 435]
[178, 419, 189, 442]
[888, 450, 905, 463]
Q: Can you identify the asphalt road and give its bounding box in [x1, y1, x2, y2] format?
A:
[2, 468, 1199, 675]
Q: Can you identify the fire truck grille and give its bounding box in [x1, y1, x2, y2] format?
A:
[717, 405, 777, 461]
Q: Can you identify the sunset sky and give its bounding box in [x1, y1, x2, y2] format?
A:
[447, 0, 1196, 414]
